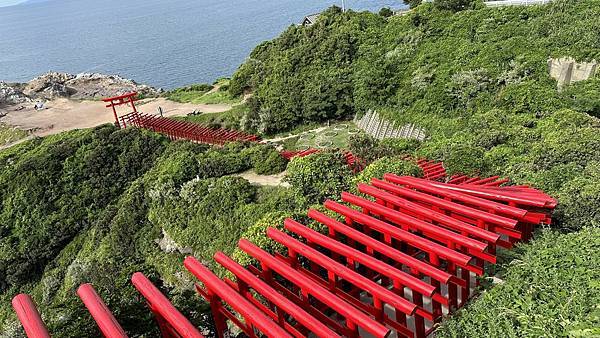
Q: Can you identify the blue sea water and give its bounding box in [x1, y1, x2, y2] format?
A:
[0, 0, 405, 89]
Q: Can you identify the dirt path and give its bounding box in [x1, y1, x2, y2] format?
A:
[264, 126, 328, 144]
[0, 98, 232, 137]
[234, 170, 290, 187]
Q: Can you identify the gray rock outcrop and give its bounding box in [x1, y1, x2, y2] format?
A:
[66, 73, 162, 99]
[23, 72, 75, 98]
[0, 82, 31, 107]
[6, 72, 162, 103]
[549, 57, 598, 90]
[156, 228, 193, 255]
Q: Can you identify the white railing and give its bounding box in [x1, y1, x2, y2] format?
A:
[484, 0, 551, 7]
[354, 110, 426, 141]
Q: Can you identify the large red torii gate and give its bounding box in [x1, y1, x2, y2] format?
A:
[102, 92, 139, 129]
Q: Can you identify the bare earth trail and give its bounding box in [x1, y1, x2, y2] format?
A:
[233, 170, 290, 187]
[0, 98, 232, 137]
[263, 126, 328, 143]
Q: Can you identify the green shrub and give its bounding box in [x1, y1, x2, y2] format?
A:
[242, 144, 288, 175]
[528, 128, 600, 171]
[348, 132, 421, 164]
[379, 7, 393, 17]
[563, 77, 600, 118]
[418, 137, 487, 176]
[435, 227, 600, 338]
[255, 151, 288, 175]
[231, 211, 294, 267]
[434, 0, 476, 12]
[404, 0, 423, 9]
[285, 151, 352, 204]
[231, 208, 327, 268]
[354, 157, 422, 187]
[0, 125, 167, 292]
[554, 162, 600, 231]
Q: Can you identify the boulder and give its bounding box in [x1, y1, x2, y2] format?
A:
[0, 82, 31, 107]
[23, 72, 75, 98]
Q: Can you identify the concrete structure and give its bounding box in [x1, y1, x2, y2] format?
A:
[548, 57, 598, 89]
[354, 110, 426, 141]
[301, 13, 320, 26]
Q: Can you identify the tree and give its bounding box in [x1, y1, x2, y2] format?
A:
[403, 0, 423, 9]
[284, 151, 352, 204]
[379, 7, 394, 17]
[434, 0, 475, 12]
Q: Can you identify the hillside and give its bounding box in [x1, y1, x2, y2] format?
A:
[1, 0, 600, 337]
[230, 1, 600, 133]
[0, 125, 296, 336]
[227, 0, 600, 225]
[226, 1, 600, 335]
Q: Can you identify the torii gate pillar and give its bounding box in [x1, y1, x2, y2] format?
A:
[102, 92, 139, 129]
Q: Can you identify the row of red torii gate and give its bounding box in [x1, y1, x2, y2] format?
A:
[11, 93, 557, 338]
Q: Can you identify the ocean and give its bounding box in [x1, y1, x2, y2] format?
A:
[0, 0, 405, 89]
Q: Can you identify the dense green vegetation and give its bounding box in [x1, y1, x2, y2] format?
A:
[230, 1, 600, 134]
[176, 103, 251, 132]
[226, 1, 600, 335]
[0, 126, 296, 336]
[285, 151, 353, 203]
[229, 0, 600, 229]
[436, 227, 600, 337]
[164, 83, 214, 103]
[1, 0, 600, 336]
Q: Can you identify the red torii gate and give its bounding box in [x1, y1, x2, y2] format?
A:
[101, 92, 261, 145]
[102, 92, 139, 129]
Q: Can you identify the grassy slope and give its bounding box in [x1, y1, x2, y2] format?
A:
[0, 124, 28, 147]
[437, 228, 600, 338]
[165, 79, 242, 105]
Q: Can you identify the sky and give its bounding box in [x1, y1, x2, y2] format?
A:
[0, 0, 26, 7]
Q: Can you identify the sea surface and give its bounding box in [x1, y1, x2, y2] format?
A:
[0, 0, 405, 89]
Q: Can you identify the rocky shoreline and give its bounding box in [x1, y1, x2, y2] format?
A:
[0, 72, 163, 107]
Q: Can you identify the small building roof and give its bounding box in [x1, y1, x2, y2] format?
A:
[302, 13, 320, 26]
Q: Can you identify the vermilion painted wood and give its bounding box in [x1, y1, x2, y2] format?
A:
[237, 239, 392, 338]
[283, 219, 450, 307]
[11, 150, 558, 338]
[183, 256, 293, 338]
[357, 183, 501, 244]
[212, 252, 341, 338]
[11, 294, 50, 338]
[307, 208, 462, 286]
[131, 273, 204, 338]
[342, 192, 489, 253]
[77, 284, 128, 338]
[323, 200, 476, 270]
[371, 178, 519, 230]
[268, 227, 418, 314]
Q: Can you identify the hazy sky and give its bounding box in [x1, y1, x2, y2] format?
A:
[0, 0, 26, 7]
